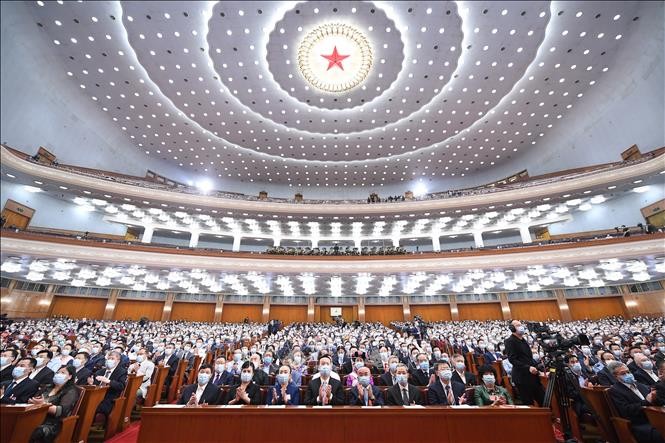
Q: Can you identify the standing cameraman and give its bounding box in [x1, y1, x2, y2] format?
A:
[505, 320, 545, 406]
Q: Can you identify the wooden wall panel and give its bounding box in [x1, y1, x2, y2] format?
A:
[568, 297, 627, 320]
[365, 305, 404, 325]
[410, 304, 452, 322]
[221, 304, 263, 323]
[269, 305, 308, 324]
[315, 306, 357, 323]
[628, 291, 665, 315]
[1, 289, 51, 318]
[113, 299, 164, 321]
[457, 303, 503, 320]
[170, 302, 215, 322]
[50, 295, 106, 319]
[509, 300, 562, 321]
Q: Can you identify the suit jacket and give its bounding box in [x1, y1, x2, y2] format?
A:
[334, 356, 351, 372]
[379, 371, 397, 386]
[483, 351, 503, 364]
[155, 354, 179, 377]
[30, 366, 55, 386]
[597, 367, 618, 386]
[608, 382, 652, 425]
[304, 377, 344, 405]
[74, 367, 92, 386]
[409, 368, 431, 386]
[427, 380, 465, 405]
[385, 382, 423, 406]
[211, 371, 234, 386]
[1, 377, 40, 404]
[93, 366, 128, 415]
[178, 382, 221, 405]
[349, 385, 384, 406]
[265, 381, 300, 405]
[252, 369, 269, 386]
[225, 382, 260, 405]
[451, 370, 477, 387]
[0, 365, 14, 383]
[504, 334, 536, 384]
[633, 368, 658, 386]
[86, 353, 105, 373]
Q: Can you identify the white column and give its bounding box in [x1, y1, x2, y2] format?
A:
[189, 231, 200, 248]
[431, 236, 441, 252]
[273, 237, 281, 247]
[354, 238, 362, 249]
[519, 225, 532, 244]
[311, 238, 319, 248]
[232, 235, 242, 252]
[392, 237, 400, 247]
[473, 231, 484, 248]
[141, 226, 154, 243]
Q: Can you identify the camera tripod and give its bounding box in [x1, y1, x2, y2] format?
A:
[543, 358, 578, 443]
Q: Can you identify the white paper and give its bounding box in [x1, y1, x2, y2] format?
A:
[223, 404, 244, 408]
[450, 405, 473, 408]
[403, 405, 425, 408]
[152, 404, 185, 408]
[266, 405, 286, 408]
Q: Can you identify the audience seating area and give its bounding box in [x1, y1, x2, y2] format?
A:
[1, 316, 664, 443]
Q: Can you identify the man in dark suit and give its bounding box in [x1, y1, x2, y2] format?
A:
[178, 364, 220, 405]
[92, 351, 128, 417]
[86, 341, 105, 373]
[633, 354, 659, 386]
[379, 356, 400, 386]
[333, 347, 351, 374]
[305, 356, 344, 405]
[504, 320, 544, 406]
[72, 351, 92, 386]
[410, 352, 432, 386]
[212, 357, 234, 386]
[607, 361, 665, 443]
[30, 350, 55, 386]
[386, 364, 423, 406]
[597, 352, 619, 386]
[451, 354, 477, 387]
[0, 357, 40, 404]
[0, 349, 19, 383]
[482, 344, 503, 364]
[154, 343, 179, 387]
[349, 367, 384, 406]
[428, 361, 466, 405]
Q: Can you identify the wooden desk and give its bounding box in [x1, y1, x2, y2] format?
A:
[1, 404, 49, 443]
[138, 406, 555, 443]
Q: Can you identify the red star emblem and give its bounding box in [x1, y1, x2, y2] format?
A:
[321, 46, 349, 71]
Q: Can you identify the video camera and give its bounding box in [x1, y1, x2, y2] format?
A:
[526, 322, 590, 357]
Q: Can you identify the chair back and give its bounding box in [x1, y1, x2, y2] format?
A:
[610, 417, 638, 443]
[53, 386, 84, 443]
[579, 386, 619, 443]
[73, 386, 108, 443]
[117, 374, 143, 433]
[144, 365, 168, 407]
[418, 387, 429, 405]
[644, 407, 665, 435]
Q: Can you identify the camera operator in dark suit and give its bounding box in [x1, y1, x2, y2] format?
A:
[504, 320, 545, 406]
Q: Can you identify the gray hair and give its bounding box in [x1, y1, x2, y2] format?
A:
[606, 360, 625, 375]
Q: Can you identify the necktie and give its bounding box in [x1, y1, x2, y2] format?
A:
[4, 381, 16, 397]
[363, 388, 369, 406]
[446, 385, 454, 405]
[213, 373, 220, 385]
[401, 388, 409, 405]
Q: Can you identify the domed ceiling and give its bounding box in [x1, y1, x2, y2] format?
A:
[27, 1, 641, 189]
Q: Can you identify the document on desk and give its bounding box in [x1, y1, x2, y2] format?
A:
[313, 405, 333, 408]
[223, 404, 244, 408]
[153, 404, 185, 408]
[265, 405, 286, 408]
[450, 405, 473, 408]
[402, 405, 425, 408]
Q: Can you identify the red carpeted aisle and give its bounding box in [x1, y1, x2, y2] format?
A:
[104, 422, 140, 443]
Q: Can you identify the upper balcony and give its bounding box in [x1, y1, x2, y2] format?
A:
[2, 144, 664, 217]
